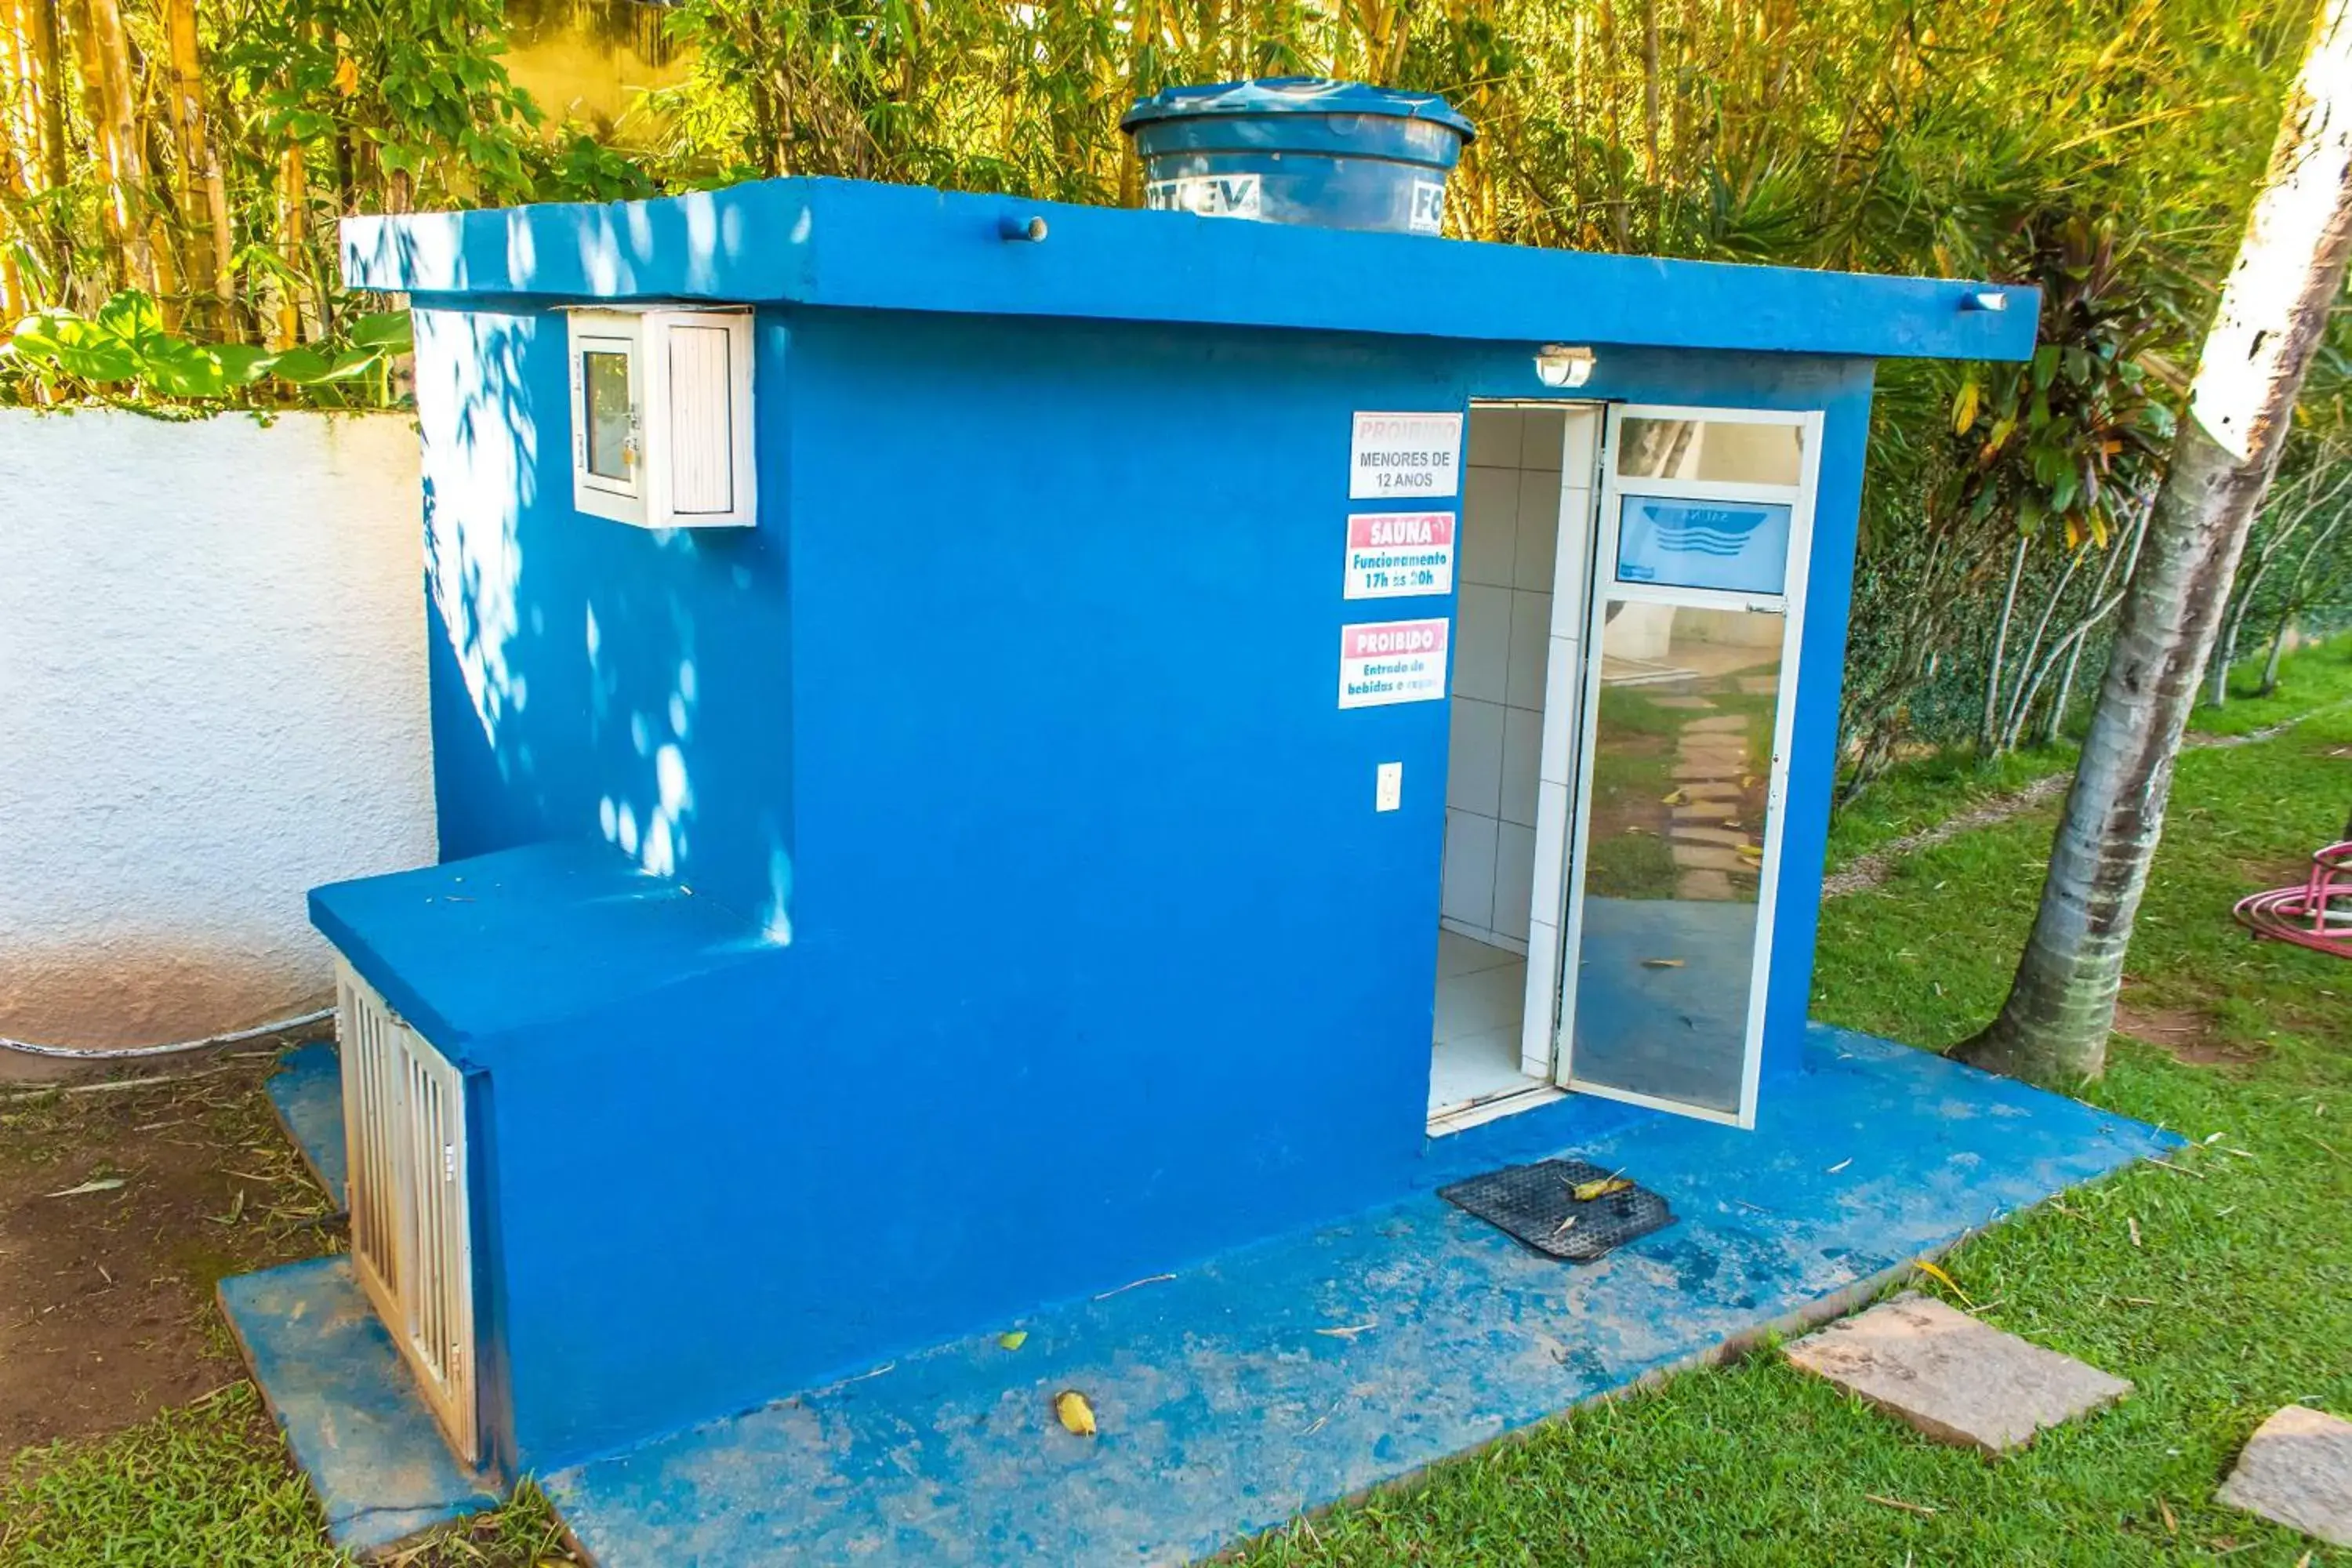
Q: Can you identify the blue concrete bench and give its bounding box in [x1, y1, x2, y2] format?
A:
[311, 840, 775, 1065]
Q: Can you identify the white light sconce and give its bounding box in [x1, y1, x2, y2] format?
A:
[1962, 291, 2009, 312]
[1534, 344, 1596, 388]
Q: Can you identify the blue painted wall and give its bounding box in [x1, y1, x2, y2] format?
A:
[366, 286, 1880, 1475]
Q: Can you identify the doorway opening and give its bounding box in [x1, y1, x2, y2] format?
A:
[1428, 401, 1601, 1133]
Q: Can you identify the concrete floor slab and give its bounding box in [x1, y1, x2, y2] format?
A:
[543, 1025, 2174, 1566]
[2217, 1404, 2352, 1546]
[266, 1040, 347, 1200]
[219, 1257, 503, 1554]
[1784, 1290, 2130, 1454]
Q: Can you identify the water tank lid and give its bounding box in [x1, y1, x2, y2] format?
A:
[1120, 77, 1475, 142]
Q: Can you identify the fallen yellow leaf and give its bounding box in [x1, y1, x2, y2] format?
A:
[998, 1330, 1028, 1351]
[1572, 1175, 1633, 1202]
[1661, 788, 1686, 805]
[1054, 1388, 1097, 1436]
[1914, 1256, 1974, 1308]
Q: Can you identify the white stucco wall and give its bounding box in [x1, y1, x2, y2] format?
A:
[0, 409, 435, 1048]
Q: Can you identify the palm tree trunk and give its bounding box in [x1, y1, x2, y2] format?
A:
[1958, 0, 2352, 1086]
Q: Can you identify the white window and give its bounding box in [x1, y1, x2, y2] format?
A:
[565, 306, 756, 529]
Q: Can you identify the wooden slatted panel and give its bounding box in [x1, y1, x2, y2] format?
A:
[334, 963, 477, 1465]
[665, 322, 736, 514]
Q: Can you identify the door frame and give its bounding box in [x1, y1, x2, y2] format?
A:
[1549, 403, 1824, 1129]
[1427, 397, 1603, 1133]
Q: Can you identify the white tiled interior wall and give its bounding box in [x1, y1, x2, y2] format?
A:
[1441, 407, 1569, 952]
[1523, 410, 1600, 1075]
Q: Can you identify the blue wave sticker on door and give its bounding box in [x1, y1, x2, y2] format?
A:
[1617, 496, 1791, 595]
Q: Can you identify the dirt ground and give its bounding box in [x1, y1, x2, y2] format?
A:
[0, 1050, 340, 1455]
[2113, 980, 2266, 1069]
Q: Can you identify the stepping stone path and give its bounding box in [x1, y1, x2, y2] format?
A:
[1664, 701, 1759, 897]
[2216, 1405, 2352, 1546]
[1784, 1292, 2131, 1455]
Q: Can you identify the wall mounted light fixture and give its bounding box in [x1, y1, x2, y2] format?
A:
[1534, 344, 1596, 387]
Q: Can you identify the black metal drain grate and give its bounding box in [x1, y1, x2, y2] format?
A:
[1439, 1159, 1675, 1261]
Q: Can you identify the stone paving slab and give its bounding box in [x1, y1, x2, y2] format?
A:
[2216, 1405, 2352, 1546]
[1785, 1292, 2130, 1454]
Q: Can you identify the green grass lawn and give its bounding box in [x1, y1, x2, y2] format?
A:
[5, 648, 2349, 1566]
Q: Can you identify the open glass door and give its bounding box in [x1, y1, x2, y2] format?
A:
[1554, 405, 1821, 1127]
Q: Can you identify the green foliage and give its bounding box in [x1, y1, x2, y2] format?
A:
[220, 0, 541, 201]
[0, 290, 411, 409]
[0, 0, 2341, 756]
[1948, 218, 2175, 554]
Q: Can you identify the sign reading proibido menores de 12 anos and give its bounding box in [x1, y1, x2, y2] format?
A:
[1348, 412, 1463, 500]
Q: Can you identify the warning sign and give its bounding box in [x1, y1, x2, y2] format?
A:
[1349, 411, 1463, 500]
[1339, 618, 1450, 709]
[1344, 511, 1456, 600]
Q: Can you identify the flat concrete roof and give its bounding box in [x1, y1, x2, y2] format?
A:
[343, 176, 2038, 363]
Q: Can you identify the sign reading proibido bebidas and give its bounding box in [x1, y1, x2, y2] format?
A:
[1338, 619, 1449, 709]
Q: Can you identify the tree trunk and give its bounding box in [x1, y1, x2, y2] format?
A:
[1980, 529, 2029, 753]
[2042, 492, 2151, 745]
[1957, 0, 2352, 1086]
[2259, 608, 2292, 693]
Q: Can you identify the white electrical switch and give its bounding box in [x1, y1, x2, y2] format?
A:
[1375, 761, 1403, 812]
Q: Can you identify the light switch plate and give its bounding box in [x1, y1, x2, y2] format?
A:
[1375, 761, 1403, 812]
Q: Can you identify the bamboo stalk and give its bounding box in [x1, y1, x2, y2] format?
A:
[64, 0, 152, 293]
[162, 0, 231, 332]
[274, 135, 307, 347]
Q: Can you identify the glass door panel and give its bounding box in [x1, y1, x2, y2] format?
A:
[1555, 404, 1819, 1128]
[1568, 601, 1784, 1116]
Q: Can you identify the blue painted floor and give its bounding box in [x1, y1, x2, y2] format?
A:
[1573, 896, 1755, 1113]
[537, 1026, 2174, 1566]
[219, 1258, 504, 1552]
[267, 1040, 347, 1201]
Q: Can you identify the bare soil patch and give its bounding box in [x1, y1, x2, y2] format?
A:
[0, 1052, 339, 1455]
[2111, 986, 2260, 1068]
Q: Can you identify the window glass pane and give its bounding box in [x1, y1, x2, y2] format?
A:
[1617, 495, 1791, 595]
[583, 350, 633, 481]
[1569, 601, 1784, 1116]
[1617, 417, 1802, 486]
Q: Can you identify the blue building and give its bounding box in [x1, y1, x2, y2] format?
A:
[269, 89, 2061, 1539]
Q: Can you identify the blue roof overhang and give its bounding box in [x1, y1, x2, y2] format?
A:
[343, 176, 2038, 362]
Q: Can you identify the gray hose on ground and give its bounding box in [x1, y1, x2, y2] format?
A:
[0, 1007, 336, 1062]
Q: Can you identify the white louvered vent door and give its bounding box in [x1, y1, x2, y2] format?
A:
[336, 962, 479, 1465]
[665, 322, 738, 515]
